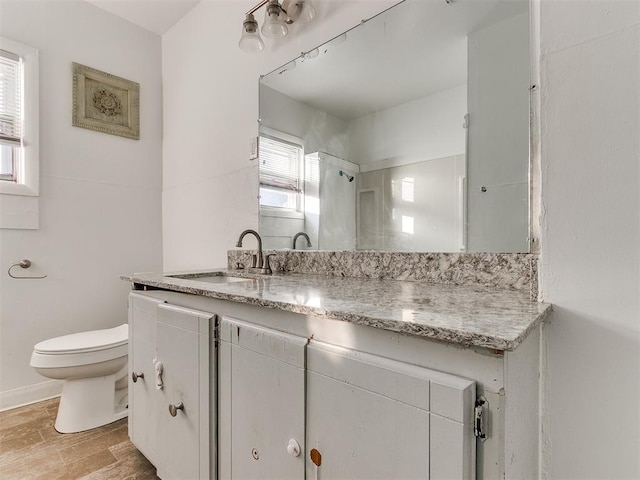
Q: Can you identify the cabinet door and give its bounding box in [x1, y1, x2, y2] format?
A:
[219, 317, 306, 480]
[306, 341, 476, 480]
[128, 293, 163, 464]
[156, 303, 212, 480]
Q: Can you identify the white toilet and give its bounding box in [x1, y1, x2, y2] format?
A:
[30, 324, 129, 433]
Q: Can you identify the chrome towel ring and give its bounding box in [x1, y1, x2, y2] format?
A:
[8, 259, 47, 279]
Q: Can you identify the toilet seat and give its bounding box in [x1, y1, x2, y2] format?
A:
[30, 324, 128, 369]
[33, 324, 128, 354]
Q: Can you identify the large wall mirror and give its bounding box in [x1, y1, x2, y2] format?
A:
[258, 0, 530, 253]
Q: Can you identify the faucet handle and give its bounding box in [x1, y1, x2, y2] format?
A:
[262, 254, 276, 275]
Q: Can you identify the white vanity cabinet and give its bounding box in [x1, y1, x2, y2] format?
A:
[219, 315, 476, 480]
[128, 293, 214, 480]
[306, 341, 476, 480]
[218, 317, 307, 479]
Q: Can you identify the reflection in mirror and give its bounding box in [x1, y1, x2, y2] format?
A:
[258, 0, 530, 253]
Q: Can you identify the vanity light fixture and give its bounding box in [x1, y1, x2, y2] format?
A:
[239, 0, 317, 53]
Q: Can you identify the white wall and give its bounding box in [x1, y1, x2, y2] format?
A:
[539, 1, 640, 478]
[260, 85, 350, 159]
[260, 213, 306, 250]
[162, 0, 399, 270]
[347, 84, 467, 166]
[0, 0, 163, 408]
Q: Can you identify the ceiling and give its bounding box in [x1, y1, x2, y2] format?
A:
[86, 0, 200, 35]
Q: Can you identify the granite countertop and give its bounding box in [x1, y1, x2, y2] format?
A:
[122, 269, 551, 352]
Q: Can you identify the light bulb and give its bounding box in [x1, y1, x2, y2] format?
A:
[262, 0, 288, 39]
[296, 0, 316, 23]
[239, 14, 265, 53]
[282, 0, 315, 23]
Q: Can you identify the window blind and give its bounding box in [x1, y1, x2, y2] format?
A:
[259, 136, 302, 192]
[0, 49, 22, 146]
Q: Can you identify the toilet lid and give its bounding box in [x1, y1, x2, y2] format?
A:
[34, 324, 128, 354]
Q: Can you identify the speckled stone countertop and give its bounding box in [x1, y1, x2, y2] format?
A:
[122, 269, 551, 352]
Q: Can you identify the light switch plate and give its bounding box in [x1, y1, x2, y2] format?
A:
[249, 137, 258, 160]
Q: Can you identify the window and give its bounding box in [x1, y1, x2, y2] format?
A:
[259, 133, 304, 215]
[0, 48, 21, 182]
[0, 37, 38, 197]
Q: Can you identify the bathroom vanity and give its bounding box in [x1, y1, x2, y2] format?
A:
[125, 0, 542, 475]
[124, 263, 550, 480]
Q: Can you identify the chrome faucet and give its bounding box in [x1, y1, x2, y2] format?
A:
[292, 232, 312, 250]
[236, 229, 273, 274]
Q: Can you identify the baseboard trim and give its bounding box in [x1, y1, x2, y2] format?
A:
[0, 380, 63, 412]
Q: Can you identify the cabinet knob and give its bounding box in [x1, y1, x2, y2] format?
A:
[131, 372, 144, 383]
[168, 401, 184, 417]
[287, 439, 301, 457]
[310, 448, 322, 467]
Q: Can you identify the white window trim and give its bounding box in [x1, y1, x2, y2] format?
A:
[259, 126, 303, 150]
[260, 205, 305, 220]
[0, 37, 39, 197]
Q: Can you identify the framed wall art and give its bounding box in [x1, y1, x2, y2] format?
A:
[72, 62, 140, 140]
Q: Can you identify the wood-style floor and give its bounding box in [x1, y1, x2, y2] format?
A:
[0, 397, 159, 480]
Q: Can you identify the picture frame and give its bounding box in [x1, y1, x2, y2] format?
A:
[72, 62, 140, 140]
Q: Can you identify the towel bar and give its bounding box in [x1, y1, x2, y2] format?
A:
[8, 259, 47, 279]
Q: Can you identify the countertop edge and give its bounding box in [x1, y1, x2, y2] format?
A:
[121, 272, 551, 352]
